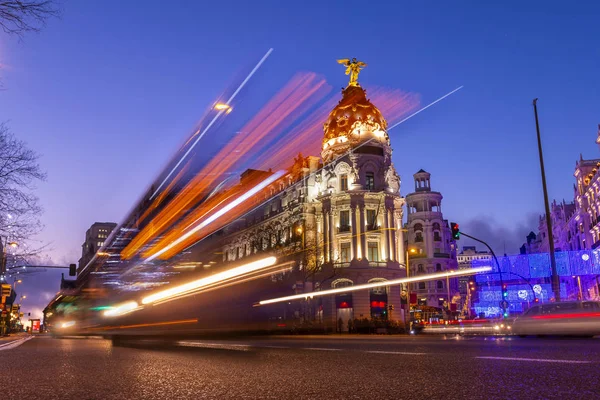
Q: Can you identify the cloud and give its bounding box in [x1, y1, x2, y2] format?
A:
[460, 213, 539, 255]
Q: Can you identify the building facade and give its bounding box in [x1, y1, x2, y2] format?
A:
[521, 125, 600, 300]
[77, 222, 117, 275]
[220, 83, 407, 330]
[405, 170, 459, 308]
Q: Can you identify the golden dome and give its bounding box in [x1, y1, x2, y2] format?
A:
[322, 85, 388, 148]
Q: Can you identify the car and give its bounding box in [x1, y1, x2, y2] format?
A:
[512, 301, 600, 337]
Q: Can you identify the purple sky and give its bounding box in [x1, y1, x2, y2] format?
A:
[1, 1, 599, 317]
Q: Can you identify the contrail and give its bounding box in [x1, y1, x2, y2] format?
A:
[388, 85, 464, 131]
[150, 48, 274, 200]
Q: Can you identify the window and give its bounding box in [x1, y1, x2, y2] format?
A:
[414, 223, 423, 242]
[368, 242, 379, 262]
[340, 174, 348, 191]
[365, 172, 375, 191]
[418, 282, 426, 290]
[434, 232, 441, 241]
[436, 263, 442, 271]
[340, 210, 350, 231]
[366, 209, 376, 230]
[437, 280, 444, 289]
[417, 264, 424, 273]
[340, 242, 351, 263]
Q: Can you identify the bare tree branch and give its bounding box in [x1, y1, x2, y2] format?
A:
[0, 122, 46, 262]
[0, 0, 59, 39]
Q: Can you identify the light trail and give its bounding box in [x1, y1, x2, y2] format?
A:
[149, 48, 274, 200]
[144, 170, 286, 261]
[151, 262, 294, 306]
[141, 256, 277, 305]
[256, 267, 491, 306]
[103, 301, 141, 317]
[92, 319, 199, 331]
[388, 86, 463, 131]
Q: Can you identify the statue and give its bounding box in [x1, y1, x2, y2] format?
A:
[337, 58, 367, 87]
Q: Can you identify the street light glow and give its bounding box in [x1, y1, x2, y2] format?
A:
[257, 266, 492, 306]
[141, 256, 278, 305]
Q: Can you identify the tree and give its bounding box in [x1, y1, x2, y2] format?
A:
[0, 122, 46, 262]
[0, 0, 59, 38]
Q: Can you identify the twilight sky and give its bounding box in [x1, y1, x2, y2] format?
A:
[1, 1, 599, 316]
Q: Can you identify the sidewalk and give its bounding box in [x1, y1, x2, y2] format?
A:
[0, 332, 29, 344]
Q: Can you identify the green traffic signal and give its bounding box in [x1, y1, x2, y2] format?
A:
[450, 222, 460, 240]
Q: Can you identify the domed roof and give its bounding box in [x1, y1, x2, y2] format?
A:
[322, 85, 389, 147]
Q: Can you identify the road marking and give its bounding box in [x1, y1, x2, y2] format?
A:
[257, 345, 289, 349]
[475, 356, 592, 364]
[365, 351, 427, 356]
[303, 347, 342, 351]
[177, 341, 251, 351]
[0, 336, 33, 351]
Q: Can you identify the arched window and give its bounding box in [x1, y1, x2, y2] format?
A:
[433, 222, 441, 242]
[332, 279, 353, 288]
[365, 172, 375, 191]
[417, 264, 424, 273]
[414, 223, 423, 242]
[437, 280, 444, 289]
[340, 174, 348, 191]
[369, 278, 388, 295]
[436, 263, 442, 271]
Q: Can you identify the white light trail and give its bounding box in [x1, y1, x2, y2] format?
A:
[257, 267, 491, 306]
[141, 256, 277, 305]
[144, 170, 285, 262]
[103, 301, 140, 317]
[150, 48, 274, 200]
[388, 86, 464, 131]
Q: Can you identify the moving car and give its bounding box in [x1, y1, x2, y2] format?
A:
[512, 301, 600, 337]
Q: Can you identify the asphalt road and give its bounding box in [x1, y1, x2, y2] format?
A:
[3, 334, 600, 400]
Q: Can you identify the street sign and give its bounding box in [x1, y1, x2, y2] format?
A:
[499, 300, 509, 309]
[1, 284, 10, 297]
[11, 305, 18, 312]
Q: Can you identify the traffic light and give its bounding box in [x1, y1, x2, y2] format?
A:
[502, 284, 508, 298]
[69, 264, 76, 276]
[450, 222, 460, 240]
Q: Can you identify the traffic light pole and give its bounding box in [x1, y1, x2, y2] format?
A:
[456, 231, 507, 317]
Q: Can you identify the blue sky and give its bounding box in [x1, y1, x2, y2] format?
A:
[1, 1, 599, 315]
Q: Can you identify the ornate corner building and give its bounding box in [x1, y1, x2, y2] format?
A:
[219, 80, 407, 330]
[405, 170, 459, 308]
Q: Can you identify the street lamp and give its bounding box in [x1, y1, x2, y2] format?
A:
[405, 246, 417, 331]
[13, 279, 22, 290]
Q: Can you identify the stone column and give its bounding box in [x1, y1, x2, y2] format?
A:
[353, 290, 370, 319]
[351, 206, 358, 260]
[383, 208, 391, 261]
[323, 211, 330, 262]
[395, 211, 404, 268]
[359, 205, 366, 260]
[329, 210, 335, 262]
[388, 285, 402, 322]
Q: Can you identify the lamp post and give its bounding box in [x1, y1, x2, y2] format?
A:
[404, 246, 417, 331]
[533, 99, 560, 301]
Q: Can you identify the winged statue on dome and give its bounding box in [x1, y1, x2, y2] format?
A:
[337, 58, 367, 87]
